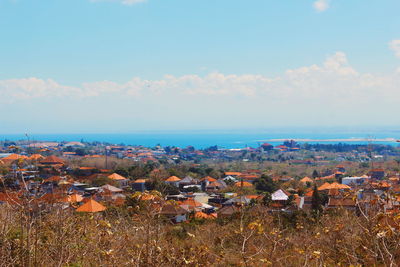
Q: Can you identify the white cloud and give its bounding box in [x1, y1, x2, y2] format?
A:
[1, 52, 399, 111]
[2, 52, 400, 129]
[90, 0, 146, 6]
[389, 40, 400, 58]
[313, 0, 330, 12]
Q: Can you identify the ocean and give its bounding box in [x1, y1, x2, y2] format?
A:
[1, 128, 399, 149]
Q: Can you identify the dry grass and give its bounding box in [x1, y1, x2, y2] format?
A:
[0, 201, 399, 267]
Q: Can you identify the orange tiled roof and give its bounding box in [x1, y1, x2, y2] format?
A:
[165, 176, 181, 182]
[225, 172, 242, 176]
[108, 173, 128, 181]
[201, 176, 217, 182]
[29, 154, 43, 160]
[2, 154, 23, 161]
[329, 182, 351, 190]
[76, 199, 106, 212]
[180, 198, 202, 208]
[318, 182, 332, 191]
[300, 177, 313, 183]
[41, 155, 64, 165]
[246, 195, 261, 199]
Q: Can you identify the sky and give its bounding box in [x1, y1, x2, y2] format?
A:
[0, 0, 399, 133]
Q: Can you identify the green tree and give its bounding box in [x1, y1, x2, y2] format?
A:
[262, 192, 272, 206]
[254, 175, 277, 193]
[311, 184, 323, 214]
[312, 170, 320, 178]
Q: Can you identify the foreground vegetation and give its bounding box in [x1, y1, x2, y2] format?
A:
[1, 200, 400, 267]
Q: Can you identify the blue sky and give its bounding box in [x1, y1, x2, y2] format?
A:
[0, 0, 399, 133]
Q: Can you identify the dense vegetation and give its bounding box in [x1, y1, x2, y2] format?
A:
[1, 199, 399, 266]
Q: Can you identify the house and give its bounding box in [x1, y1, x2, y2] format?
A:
[178, 176, 198, 189]
[300, 176, 313, 185]
[40, 155, 65, 166]
[224, 172, 242, 177]
[223, 175, 238, 183]
[179, 198, 203, 212]
[28, 154, 44, 161]
[234, 181, 253, 188]
[101, 184, 123, 194]
[217, 205, 240, 218]
[200, 176, 217, 191]
[165, 176, 181, 187]
[271, 189, 290, 202]
[108, 173, 129, 188]
[318, 182, 333, 191]
[76, 199, 107, 213]
[206, 180, 227, 191]
[318, 182, 351, 191]
[342, 176, 369, 187]
[159, 204, 188, 223]
[327, 197, 357, 211]
[132, 179, 147, 192]
[223, 196, 252, 206]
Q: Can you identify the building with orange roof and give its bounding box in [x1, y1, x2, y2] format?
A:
[305, 190, 314, 197]
[165, 176, 181, 182]
[2, 154, 22, 161]
[40, 155, 65, 166]
[165, 176, 181, 187]
[300, 176, 313, 184]
[224, 172, 242, 177]
[76, 199, 106, 212]
[315, 174, 336, 181]
[132, 179, 147, 192]
[318, 182, 350, 191]
[179, 198, 203, 211]
[108, 173, 127, 181]
[201, 176, 217, 182]
[0, 154, 26, 165]
[29, 154, 44, 161]
[246, 195, 262, 200]
[159, 203, 188, 223]
[200, 176, 217, 190]
[318, 182, 332, 191]
[328, 182, 351, 190]
[108, 173, 129, 187]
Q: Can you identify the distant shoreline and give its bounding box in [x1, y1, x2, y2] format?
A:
[260, 138, 398, 143]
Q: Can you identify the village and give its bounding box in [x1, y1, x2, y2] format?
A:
[1, 139, 399, 221]
[2, 139, 400, 265]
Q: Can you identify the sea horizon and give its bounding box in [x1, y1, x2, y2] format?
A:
[1, 127, 399, 149]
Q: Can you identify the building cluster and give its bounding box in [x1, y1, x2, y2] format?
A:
[1, 145, 400, 223]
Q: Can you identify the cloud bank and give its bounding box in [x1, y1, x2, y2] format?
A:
[1, 52, 399, 130]
[0, 52, 398, 103]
